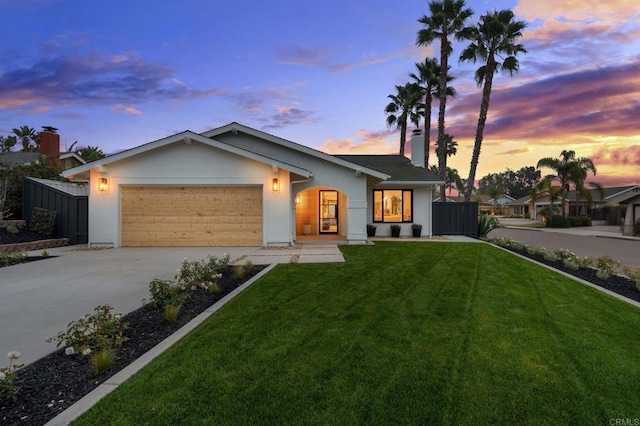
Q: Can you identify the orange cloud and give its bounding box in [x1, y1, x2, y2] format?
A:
[111, 104, 142, 115]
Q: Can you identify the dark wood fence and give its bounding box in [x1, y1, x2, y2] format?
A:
[22, 178, 88, 245]
[432, 202, 479, 238]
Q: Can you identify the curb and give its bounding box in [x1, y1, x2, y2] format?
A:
[44, 263, 277, 426]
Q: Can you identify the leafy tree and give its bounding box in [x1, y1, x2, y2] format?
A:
[477, 166, 540, 199]
[537, 150, 596, 216]
[460, 9, 527, 201]
[0, 135, 18, 152]
[409, 58, 455, 168]
[1, 160, 64, 219]
[12, 125, 39, 152]
[417, 0, 474, 199]
[385, 83, 423, 156]
[76, 145, 106, 163]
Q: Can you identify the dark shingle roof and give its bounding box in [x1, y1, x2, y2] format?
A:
[334, 155, 442, 182]
[0, 152, 39, 166]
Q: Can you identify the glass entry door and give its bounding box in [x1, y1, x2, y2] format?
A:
[319, 190, 338, 234]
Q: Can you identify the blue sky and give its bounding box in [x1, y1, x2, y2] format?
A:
[1, 0, 638, 186]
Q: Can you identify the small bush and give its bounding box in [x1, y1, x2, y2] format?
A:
[175, 254, 229, 290]
[547, 215, 571, 228]
[148, 279, 187, 309]
[579, 215, 592, 226]
[244, 259, 253, 270]
[0, 251, 27, 266]
[30, 207, 56, 237]
[5, 224, 19, 234]
[0, 351, 23, 402]
[478, 215, 499, 239]
[163, 304, 180, 323]
[595, 255, 619, 281]
[568, 216, 582, 227]
[54, 304, 128, 355]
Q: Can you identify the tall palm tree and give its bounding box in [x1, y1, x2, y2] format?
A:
[385, 83, 422, 156]
[537, 150, 596, 217]
[12, 125, 38, 152]
[445, 167, 463, 197]
[76, 145, 106, 163]
[409, 58, 456, 168]
[530, 177, 562, 220]
[460, 9, 527, 201]
[417, 0, 474, 198]
[435, 133, 458, 159]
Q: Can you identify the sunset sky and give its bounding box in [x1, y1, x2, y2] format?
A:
[1, 0, 638, 188]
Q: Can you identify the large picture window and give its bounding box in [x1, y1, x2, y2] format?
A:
[373, 189, 412, 223]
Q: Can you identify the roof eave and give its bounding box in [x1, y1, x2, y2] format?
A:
[203, 122, 390, 180]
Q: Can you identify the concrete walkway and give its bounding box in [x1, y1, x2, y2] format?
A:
[0, 244, 345, 366]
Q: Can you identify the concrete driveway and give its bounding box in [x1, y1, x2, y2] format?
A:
[0, 244, 345, 366]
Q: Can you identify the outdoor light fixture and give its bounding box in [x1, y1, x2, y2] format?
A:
[98, 177, 108, 192]
[272, 178, 279, 192]
[295, 194, 301, 204]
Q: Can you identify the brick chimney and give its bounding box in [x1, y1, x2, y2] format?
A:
[39, 126, 60, 165]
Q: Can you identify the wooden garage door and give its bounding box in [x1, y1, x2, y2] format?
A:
[122, 186, 262, 246]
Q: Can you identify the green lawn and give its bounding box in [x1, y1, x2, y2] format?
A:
[75, 242, 640, 425]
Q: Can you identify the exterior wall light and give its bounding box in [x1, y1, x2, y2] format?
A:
[272, 178, 279, 192]
[295, 194, 301, 204]
[98, 177, 108, 192]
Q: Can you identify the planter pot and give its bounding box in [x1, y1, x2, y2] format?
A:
[367, 225, 376, 237]
[302, 224, 311, 235]
[391, 226, 401, 238]
[412, 227, 422, 237]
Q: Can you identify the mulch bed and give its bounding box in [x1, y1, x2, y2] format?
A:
[503, 247, 640, 303]
[1, 265, 266, 426]
[0, 228, 47, 246]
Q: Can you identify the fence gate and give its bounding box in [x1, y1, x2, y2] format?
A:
[432, 202, 478, 238]
[22, 178, 89, 245]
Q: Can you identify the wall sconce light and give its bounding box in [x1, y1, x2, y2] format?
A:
[295, 194, 301, 204]
[98, 177, 108, 192]
[272, 178, 279, 192]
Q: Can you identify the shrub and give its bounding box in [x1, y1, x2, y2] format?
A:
[91, 349, 114, 375]
[478, 215, 498, 239]
[595, 255, 620, 281]
[148, 279, 187, 309]
[30, 207, 56, 237]
[244, 259, 253, 270]
[54, 304, 128, 355]
[579, 215, 592, 226]
[0, 351, 23, 402]
[0, 251, 27, 266]
[175, 254, 229, 290]
[5, 224, 19, 234]
[622, 266, 640, 291]
[568, 216, 582, 227]
[547, 215, 571, 228]
[234, 265, 245, 280]
[209, 282, 221, 294]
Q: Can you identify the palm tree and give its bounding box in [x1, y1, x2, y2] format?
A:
[76, 145, 106, 163]
[460, 9, 527, 201]
[530, 177, 562, 220]
[417, 0, 474, 199]
[409, 58, 456, 168]
[435, 133, 458, 159]
[536, 150, 596, 217]
[445, 167, 463, 197]
[12, 125, 38, 152]
[385, 83, 422, 156]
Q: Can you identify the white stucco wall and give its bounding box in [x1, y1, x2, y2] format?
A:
[87, 142, 291, 247]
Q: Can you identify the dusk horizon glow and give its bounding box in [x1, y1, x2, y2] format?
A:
[2, 0, 638, 188]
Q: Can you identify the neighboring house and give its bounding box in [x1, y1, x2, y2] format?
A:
[621, 192, 640, 236]
[507, 185, 640, 222]
[62, 122, 442, 247]
[0, 127, 87, 174]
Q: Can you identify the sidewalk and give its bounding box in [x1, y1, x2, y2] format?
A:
[497, 218, 640, 241]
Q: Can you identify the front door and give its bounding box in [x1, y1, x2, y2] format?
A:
[319, 190, 338, 234]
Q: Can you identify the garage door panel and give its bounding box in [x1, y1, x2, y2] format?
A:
[122, 186, 263, 247]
